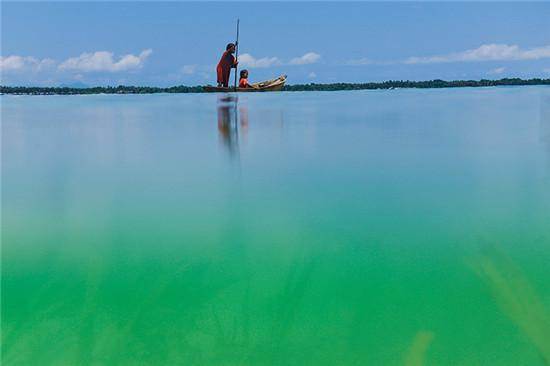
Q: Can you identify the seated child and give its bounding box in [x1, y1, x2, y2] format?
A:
[239, 70, 255, 88]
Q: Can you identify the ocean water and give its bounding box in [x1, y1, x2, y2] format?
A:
[2, 87, 550, 365]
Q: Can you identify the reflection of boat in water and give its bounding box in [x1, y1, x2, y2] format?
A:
[217, 95, 246, 158]
[204, 75, 287, 93]
[216, 95, 285, 162]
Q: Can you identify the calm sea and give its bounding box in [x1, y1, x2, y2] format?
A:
[2, 87, 550, 365]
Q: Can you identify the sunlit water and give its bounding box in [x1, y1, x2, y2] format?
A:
[2, 87, 550, 365]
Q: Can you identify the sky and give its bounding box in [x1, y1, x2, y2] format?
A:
[2, 1, 550, 86]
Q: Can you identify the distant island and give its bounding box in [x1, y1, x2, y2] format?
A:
[2, 78, 549, 95]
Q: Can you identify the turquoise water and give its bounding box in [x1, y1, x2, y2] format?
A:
[2, 87, 550, 365]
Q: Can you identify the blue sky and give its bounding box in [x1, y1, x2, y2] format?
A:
[2, 2, 550, 86]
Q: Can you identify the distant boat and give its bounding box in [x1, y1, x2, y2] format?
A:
[203, 75, 287, 93]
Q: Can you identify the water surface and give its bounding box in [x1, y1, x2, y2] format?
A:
[2, 87, 550, 365]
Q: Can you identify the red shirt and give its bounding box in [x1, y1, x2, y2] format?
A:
[239, 78, 250, 88]
[216, 51, 236, 87]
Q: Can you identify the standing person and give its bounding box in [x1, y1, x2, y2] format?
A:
[216, 43, 238, 87]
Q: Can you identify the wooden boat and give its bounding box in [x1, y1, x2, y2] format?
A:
[203, 75, 287, 93]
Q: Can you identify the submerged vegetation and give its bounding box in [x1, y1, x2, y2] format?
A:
[403, 331, 435, 366]
[471, 249, 550, 365]
[1, 78, 549, 95]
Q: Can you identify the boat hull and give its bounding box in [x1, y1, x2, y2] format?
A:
[203, 75, 286, 93]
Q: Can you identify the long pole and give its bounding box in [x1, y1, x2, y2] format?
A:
[233, 19, 240, 91]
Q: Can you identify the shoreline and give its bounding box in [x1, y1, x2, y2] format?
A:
[1, 78, 549, 95]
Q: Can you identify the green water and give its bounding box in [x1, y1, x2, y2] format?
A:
[2, 88, 550, 365]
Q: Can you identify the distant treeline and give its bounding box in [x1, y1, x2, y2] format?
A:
[0, 85, 204, 95]
[2, 78, 549, 95]
[285, 78, 550, 91]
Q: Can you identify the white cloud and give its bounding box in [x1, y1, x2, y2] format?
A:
[308, 72, 317, 78]
[405, 44, 550, 64]
[0, 55, 55, 72]
[544, 68, 550, 74]
[238, 53, 282, 69]
[59, 49, 152, 72]
[289, 52, 321, 65]
[488, 67, 506, 75]
[181, 64, 197, 75]
[346, 58, 373, 66]
[211, 52, 321, 69]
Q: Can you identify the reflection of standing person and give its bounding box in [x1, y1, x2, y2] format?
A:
[217, 95, 250, 157]
[217, 96, 239, 156]
[216, 43, 238, 87]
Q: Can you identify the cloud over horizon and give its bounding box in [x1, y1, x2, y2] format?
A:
[289, 52, 321, 65]
[238, 52, 321, 69]
[405, 44, 550, 64]
[0, 55, 55, 72]
[488, 66, 506, 75]
[346, 58, 374, 66]
[180, 64, 197, 75]
[238, 53, 282, 69]
[58, 49, 152, 72]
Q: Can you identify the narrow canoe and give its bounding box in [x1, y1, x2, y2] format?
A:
[203, 75, 287, 93]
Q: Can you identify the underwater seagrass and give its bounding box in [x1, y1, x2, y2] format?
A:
[472, 250, 550, 365]
[403, 331, 434, 366]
